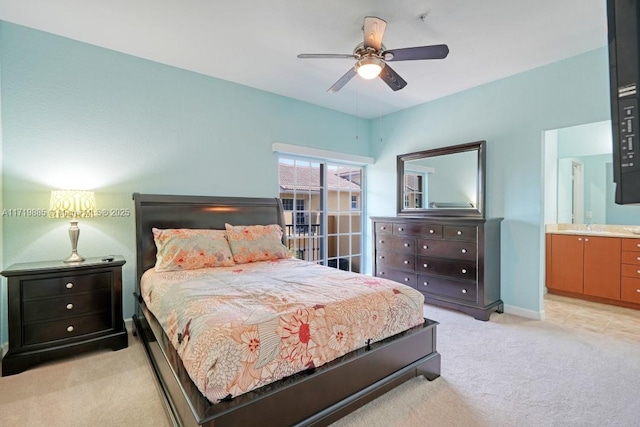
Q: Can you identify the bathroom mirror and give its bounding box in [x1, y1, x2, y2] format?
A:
[397, 140, 485, 217]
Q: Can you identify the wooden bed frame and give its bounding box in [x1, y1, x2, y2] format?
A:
[131, 193, 441, 427]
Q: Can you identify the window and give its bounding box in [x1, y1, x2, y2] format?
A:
[278, 157, 363, 273]
[404, 173, 425, 209]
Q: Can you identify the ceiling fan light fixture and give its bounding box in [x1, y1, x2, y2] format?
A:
[356, 57, 384, 79]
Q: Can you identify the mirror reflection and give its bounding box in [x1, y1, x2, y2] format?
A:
[545, 120, 640, 226]
[397, 141, 485, 217]
[403, 150, 478, 209]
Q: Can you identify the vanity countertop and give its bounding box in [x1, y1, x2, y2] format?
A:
[546, 224, 640, 239]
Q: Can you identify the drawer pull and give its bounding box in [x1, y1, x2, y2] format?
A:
[461, 249, 467, 254]
[637, 289, 640, 293]
[379, 271, 385, 275]
[457, 230, 462, 235]
[423, 245, 428, 250]
[404, 277, 410, 282]
[404, 260, 409, 265]
[637, 257, 640, 261]
[429, 229, 435, 234]
[381, 226, 386, 230]
[398, 227, 404, 232]
[637, 270, 640, 274]
[404, 243, 410, 247]
[66, 303, 74, 310]
[379, 240, 384, 244]
[462, 269, 467, 274]
[66, 326, 74, 332]
[637, 243, 640, 248]
[461, 289, 467, 294]
[379, 255, 385, 259]
[423, 263, 428, 268]
[423, 281, 429, 286]
[65, 282, 74, 289]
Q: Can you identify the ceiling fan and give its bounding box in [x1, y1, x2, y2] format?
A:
[297, 16, 449, 93]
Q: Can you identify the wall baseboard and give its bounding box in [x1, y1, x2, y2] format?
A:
[504, 304, 543, 320]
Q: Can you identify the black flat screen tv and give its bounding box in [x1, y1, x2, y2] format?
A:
[608, 0, 640, 204]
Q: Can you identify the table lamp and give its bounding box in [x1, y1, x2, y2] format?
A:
[49, 190, 96, 262]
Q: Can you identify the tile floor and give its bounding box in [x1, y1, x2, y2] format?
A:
[544, 293, 640, 343]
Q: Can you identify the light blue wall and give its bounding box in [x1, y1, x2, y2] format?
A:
[0, 22, 371, 345]
[367, 47, 611, 316]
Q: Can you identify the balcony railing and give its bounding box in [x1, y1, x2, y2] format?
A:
[285, 223, 321, 262]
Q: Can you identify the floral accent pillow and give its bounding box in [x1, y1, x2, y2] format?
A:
[224, 223, 290, 264]
[152, 228, 235, 272]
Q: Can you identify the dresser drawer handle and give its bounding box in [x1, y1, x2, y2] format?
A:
[457, 230, 462, 235]
[404, 260, 409, 265]
[66, 303, 74, 310]
[429, 229, 435, 234]
[65, 282, 74, 289]
[379, 240, 384, 244]
[404, 277, 410, 282]
[423, 245, 428, 250]
[462, 269, 467, 274]
[381, 226, 386, 230]
[461, 289, 467, 294]
[461, 249, 467, 254]
[66, 325, 74, 332]
[398, 227, 404, 232]
[423, 281, 429, 286]
[404, 243, 410, 247]
[379, 271, 385, 275]
[423, 263, 428, 268]
[379, 255, 385, 259]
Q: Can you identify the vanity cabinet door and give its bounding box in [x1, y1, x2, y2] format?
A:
[549, 234, 584, 293]
[583, 236, 621, 300]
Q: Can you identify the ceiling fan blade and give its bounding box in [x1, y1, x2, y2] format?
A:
[297, 53, 357, 59]
[383, 44, 449, 61]
[363, 16, 387, 50]
[327, 67, 357, 93]
[379, 63, 407, 91]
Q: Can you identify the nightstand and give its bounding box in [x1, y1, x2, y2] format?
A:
[1, 256, 128, 376]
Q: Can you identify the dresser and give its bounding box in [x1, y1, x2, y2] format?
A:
[1, 256, 128, 376]
[372, 217, 503, 321]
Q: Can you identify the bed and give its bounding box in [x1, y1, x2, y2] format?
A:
[131, 193, 441, 427]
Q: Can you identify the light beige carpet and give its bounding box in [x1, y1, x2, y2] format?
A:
[2, 304, 639, 427]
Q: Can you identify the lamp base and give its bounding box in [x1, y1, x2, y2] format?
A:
[64, 251, 85, 263]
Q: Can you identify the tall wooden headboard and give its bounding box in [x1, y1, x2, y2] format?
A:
[132, 193, 286, 290]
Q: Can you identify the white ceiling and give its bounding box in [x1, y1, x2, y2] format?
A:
[0, 0, 608, 119]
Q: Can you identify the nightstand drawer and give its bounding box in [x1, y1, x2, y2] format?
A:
[23, 289, 112, 322]
[23, 312, 112, 346]
[22, 272, 111, 299]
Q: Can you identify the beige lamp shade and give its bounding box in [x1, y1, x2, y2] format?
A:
[49, 190, 96, 263]
[49, 190, 96, 219]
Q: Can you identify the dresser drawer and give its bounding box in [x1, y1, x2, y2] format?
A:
[376, 251, 415, 271]
[622, 263, 640, 278]
[622, 239, 640, 252]
[22, 272, 112, 299]
[393, 223, 443, 238]
[375, 222, 393, 235]
[417, 239, 477, 260]
[444, 225, 477, 241]
[417, 257, 477, 281]
[376, 235, 416, 254]
[376, 267, 416, 288]
[622, 251, 640, 266]
[417, 274, 477, 302]
[23, 312, 112, 346]
[23, 289, 112, 322]
[621, 277, 640, 303]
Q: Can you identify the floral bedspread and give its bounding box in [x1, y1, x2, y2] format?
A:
[141, 258, 425, 403]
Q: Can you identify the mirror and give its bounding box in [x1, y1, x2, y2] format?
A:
[397, 140, 485, 217]
[544, 120, 640, 225]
